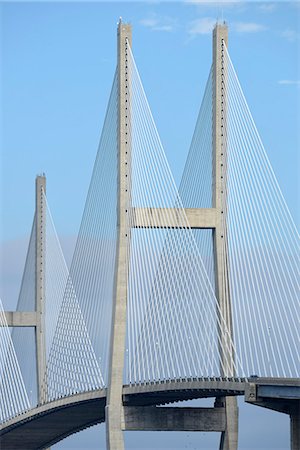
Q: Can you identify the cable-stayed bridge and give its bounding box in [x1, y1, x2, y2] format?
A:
[0, 21, 299, 450]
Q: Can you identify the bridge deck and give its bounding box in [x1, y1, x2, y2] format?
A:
[1, 378, 298, 450]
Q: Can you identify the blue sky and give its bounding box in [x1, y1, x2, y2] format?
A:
[0, 1, 299, 449]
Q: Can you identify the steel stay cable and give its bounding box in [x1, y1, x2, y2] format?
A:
[72, 88, 118, 361]
[224, 57, 294, 376]
[127, 60, 182, 380]
[127, 43, 240, 380]
[129, 51, 216, 378]
[224, 45, 300, 243]
[224, 61, 282, 375]
[0, 300, 30, 419]
[226, 51, 299, 299]
[129, 49, 206, 380]
[129, 47, 220, 378]
[180, 68, 213, 208]
[226, 52, 298, 374]
[64, 72, 118, 371]
[223, 71, 270, 375]
[43, 192, 106, 389]
[221, 56, 274, 376]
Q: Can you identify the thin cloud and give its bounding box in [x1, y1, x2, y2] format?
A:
[153, 25, 174, 32]
[234, 22, 267, 33]
[188, 19, 267, 36]
[186, 0, 242, 6]
[139, 15, 177, 32]
[140, 18, 158, 27]
[278, 80, 300, 86]
[258, 3, 277, 12]
[281, 28, 299, 42]
[188, 17, 216, 35]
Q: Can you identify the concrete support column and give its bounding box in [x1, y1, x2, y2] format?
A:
[290, 409, 300, 450]
[218, 397, 238, 450]
[212, 23, 238, 450]
[106, 20, 132, 450]
[35, 175, 47, 406]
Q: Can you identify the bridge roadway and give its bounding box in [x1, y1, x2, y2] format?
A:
[1, 377, 299, 450]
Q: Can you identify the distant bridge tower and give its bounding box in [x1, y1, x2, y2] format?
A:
[105, 20, 238, 450]
[35, 175, 48, 406]
[4, 175, 48, 406]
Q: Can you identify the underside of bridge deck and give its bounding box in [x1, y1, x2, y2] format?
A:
[1, 379, 246, 449]
[1, 379, 299, 450]
[0, 392, 106, 450]
[245, 379, 300, 450]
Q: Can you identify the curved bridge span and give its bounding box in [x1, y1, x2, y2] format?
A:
[1, 378, 246, 449]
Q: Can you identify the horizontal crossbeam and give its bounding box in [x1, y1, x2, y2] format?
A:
[131, 208, 217, 229]
[2, 311, 37, 327]
[122, 406, 225, 431]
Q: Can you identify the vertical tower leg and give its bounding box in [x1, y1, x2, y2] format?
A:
[35, 175, 47, 405]
[212, 24, 238, 450]
[36, 175, 50, 450]
[219, 397, 238, 450]
[106, 20, 132, 450]
[290, 409, 300, 450]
